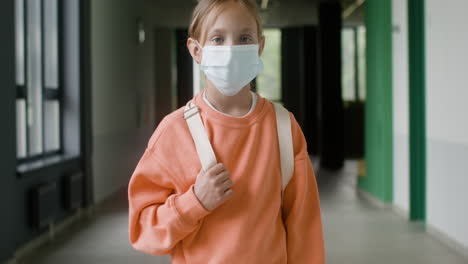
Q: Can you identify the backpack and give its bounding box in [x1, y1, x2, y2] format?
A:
[183, 100, 294, 204]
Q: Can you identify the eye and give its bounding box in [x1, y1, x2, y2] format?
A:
[240, 35, 253, 43]
[211, 37, 224, 44]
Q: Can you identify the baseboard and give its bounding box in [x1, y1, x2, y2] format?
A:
[356, 188, 392, 209]
[427, 224, 468, 261]
[6, 206, 96, 264]
[357, 189, 410, 220]
[353, 188, 467, 261]
[391, 204, 409, 220]
[6, 187, 128, 263]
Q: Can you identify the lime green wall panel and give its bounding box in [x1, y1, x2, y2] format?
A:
[358, 0, 393, 203]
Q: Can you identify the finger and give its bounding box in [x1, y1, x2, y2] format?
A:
[223, 189, 234, 199]
[214, 171, 231, 185]
[218, 173, 232, 185]
[207, 163, 226, 176]
[220, 179, 233, 191]
[219, 175, 232, 186]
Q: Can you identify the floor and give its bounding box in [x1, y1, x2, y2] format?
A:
[17, 160, 468, 264]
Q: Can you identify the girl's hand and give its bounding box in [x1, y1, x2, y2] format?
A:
[193, 163, 234, 211]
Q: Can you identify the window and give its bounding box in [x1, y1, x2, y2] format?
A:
[257, 28, 282, 102]
[15, 0, 62, 162]
[342, 28, 356, 101]
[357, 26, 366, 101]
[341, 26, 366, 102]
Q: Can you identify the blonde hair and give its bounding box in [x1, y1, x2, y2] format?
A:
[189, 0, 263, 44]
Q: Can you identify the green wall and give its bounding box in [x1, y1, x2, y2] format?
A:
[358, 0, 393, 202]
[408, 0, 426, 221]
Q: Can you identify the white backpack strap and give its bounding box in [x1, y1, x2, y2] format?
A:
[184, 101, 217, 172]
[273, 102, 294, 202]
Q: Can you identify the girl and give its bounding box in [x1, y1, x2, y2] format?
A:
[128, 0, 325, 263]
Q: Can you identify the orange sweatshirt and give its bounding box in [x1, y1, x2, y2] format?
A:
[128, 90, 325, 263]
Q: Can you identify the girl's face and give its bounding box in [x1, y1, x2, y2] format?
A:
[204, 2, 262, 47]
[188, 1, 265, 64]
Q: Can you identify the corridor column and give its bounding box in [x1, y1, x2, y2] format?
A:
[408, 0, 426, 221]
[0, 0, 21, 261]
[358, 0, 393, 202]
[318, 0, 344, 169]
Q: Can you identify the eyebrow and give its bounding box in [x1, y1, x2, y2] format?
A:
[208, 28, 226, 35]
[208, 27, 256, 35]
[240, 27, 256, 33]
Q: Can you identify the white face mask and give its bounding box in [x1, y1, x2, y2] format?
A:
[199, 44, 264, 96]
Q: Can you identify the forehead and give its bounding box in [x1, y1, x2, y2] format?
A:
[202, 1, 258, 36]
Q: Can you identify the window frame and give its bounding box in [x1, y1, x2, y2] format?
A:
[16, 0, 64, 164]
[342, 25, 366, 103]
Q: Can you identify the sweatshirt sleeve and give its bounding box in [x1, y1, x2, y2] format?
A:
[282, 113, 326, 264]
[128, 148, 211, 256]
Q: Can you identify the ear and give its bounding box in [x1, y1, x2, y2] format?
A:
[187, 38, 203, 64]
[258, 35, 265, 57]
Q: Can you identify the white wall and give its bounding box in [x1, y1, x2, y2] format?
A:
[426, 0, 468, 249]
[392, 0, 410, 216]
[91, 0, 156, 202]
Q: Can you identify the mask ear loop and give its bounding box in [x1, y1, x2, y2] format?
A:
[195, 40, 204, 65]
[195, 40, 203, 49]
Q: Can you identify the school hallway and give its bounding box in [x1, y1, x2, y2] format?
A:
[2, 0, 468, 263]
[12, 160, 466, 264]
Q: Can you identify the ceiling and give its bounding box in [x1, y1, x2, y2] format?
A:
[148, 0, 364, 26]
[150, 0, 363, 11]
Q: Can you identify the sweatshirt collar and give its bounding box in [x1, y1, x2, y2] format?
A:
[193, 88, 268, 127]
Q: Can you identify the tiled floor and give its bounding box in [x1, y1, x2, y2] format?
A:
[17, 160, 468, 264]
